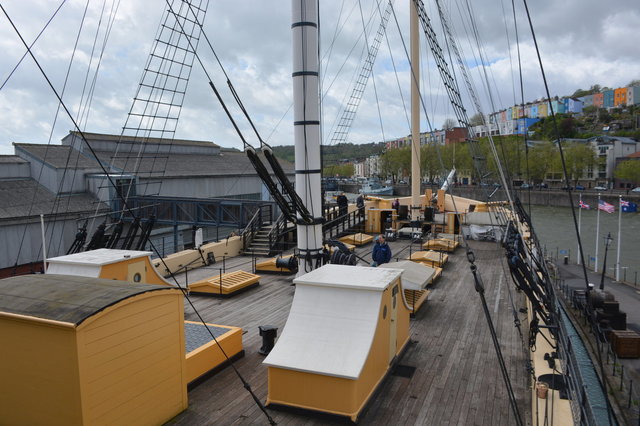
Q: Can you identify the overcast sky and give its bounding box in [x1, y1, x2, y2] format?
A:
[0, 0, 638, 155]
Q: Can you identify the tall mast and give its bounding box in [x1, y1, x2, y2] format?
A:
[292, 0, 323, 274]
[410, 0, 421, 214]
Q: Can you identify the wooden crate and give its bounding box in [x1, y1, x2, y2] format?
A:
[610, 330, 640, 358]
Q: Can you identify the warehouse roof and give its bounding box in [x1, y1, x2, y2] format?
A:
[0, 179, 107, 220]
[67, 131, 220, 148]
[0, 274, 178, 325]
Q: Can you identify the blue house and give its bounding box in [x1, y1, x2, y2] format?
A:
[603, 90, 614, 108]
[564, 97, 583, 114]
[579, 94, 593, 108]
[515, 117, 540, 135]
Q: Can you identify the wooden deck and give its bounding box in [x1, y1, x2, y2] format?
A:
[169, 238, 532, 425]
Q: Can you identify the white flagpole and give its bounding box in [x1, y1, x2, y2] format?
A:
[616, 195, 622, 281]
[577, 194, 582, 265]
[594, 193, 600, 272]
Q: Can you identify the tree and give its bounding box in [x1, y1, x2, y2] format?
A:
[442, 118, 457, 130]
[380, 147, 410, 181]
[627, 79, 640, 87]
[323, 163, 353, 177]
[469, 113, 485, 126]
[614, 160, 640, 185]
[589, 84, 601, 93]
[528, 142, 558, 182]
[562, 142, 596, 185]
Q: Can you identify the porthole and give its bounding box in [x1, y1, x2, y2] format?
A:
[133, 273, 142, 282]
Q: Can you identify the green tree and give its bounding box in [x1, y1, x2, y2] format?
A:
[323, 163, 353, 177]
[380, 147, 410, 181]
[528, 142, 558, 182]
[614, 160, 640, 185]
[627, 79, 640, 87]
[469, 113, 485, 126]
[562, 142, 596, 184]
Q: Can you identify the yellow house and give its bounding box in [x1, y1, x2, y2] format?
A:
[0, 274, 187, 425]
[263, 264, 410, 421]
[46, 248, 173, 286]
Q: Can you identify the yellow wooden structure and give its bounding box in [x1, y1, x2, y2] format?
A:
[264, 265, 411, 421]
[364, 209, 395, 234]
[47, 248, 172, 286]
[0, 274, 187, 425]
[188, 270, 261, 296]
[184, 321, 243, 383]
[408, 250, 449, 268]
[422, 238, 460, 252]
[153, 236, 244, 277]
[255, 254, 297, 274]
[379, 261, 438, 314]
[324, 241, 355, 252]
[339, 232, 374, 246]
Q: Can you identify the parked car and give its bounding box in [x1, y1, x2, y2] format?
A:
[561, 186, 573, 191]
[520, 183, 531, 189]
[575, 185, 585, 190]
[632, 187, 640, 193]
[398, 180, 407, 185]
[594, 186, 607, 191]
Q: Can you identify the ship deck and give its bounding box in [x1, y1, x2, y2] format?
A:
[169, 239, 532, 425]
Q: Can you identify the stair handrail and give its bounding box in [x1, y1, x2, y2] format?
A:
[242, 205, 265, 250]
[267, 212, 292, 252]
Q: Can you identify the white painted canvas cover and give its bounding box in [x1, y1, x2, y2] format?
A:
[46, 249, 153, 277]
[263, 264, 402, 379]
[379, 260, 435, 290]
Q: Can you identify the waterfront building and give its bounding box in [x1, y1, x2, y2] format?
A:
[537, 101, 548, 117]
[530, 103, 539, 118]
[603, 90, 614, 108]
[1, 131, 291, 274]
[589, 135, 640, 186]
[627, 86, 640, 106]
[614, 87, 627, 107]
[549, 98, 566, 114]
[564, 97, 583, 114]
[579, 94, 594, 108]
[593, 92, 604, 108]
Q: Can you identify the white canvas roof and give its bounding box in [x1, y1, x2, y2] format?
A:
[379, 260, 435, 290]
[47, 249, 153, 266]
[263, 264, 402, 379]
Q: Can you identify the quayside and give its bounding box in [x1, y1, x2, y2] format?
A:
[168, 238, 531, 424]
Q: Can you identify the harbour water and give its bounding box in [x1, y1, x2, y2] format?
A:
[529, 205, 640, 285]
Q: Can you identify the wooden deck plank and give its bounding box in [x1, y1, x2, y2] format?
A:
[167, 239, 531, 425]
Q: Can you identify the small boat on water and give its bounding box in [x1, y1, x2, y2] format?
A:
[359, 177, 393, 195]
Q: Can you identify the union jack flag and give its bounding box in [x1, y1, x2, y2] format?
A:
[598, 199, 615, 213]
[620, 199, 630, 207]
[579, 200, 590, 209]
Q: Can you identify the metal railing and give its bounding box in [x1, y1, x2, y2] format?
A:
[241, 205, 274, 251]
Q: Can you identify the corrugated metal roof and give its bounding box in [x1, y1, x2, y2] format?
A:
[13, 143, 102, 169]
[0, 274, 177, 325]
[68, 131, 219, 148]
[0, 179, 107, 220]
[0, 155, 27, 164]
[95, 150, 294, 178]
[13, 143, 293, 178]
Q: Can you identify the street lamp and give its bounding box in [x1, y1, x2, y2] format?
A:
[599, 232, 613, 291]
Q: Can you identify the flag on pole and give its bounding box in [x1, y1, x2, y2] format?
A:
[598, 199, 615, 213]
[620, 199, 630, 207]
[579, 200, 590, 209]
